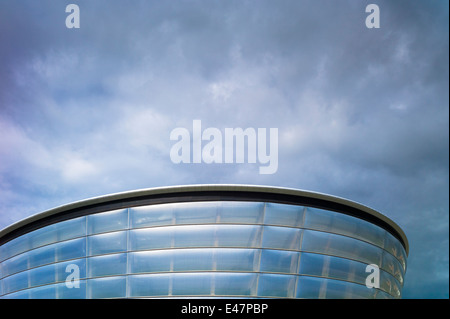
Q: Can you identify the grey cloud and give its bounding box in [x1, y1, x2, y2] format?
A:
[0, 0, 448, 298]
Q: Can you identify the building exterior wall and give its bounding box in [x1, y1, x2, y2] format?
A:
[0, 186, 407, 299]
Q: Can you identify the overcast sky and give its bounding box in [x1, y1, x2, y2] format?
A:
[0, 0, 448, 298]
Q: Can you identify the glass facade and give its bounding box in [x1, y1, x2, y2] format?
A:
[0, 200, 407, 299]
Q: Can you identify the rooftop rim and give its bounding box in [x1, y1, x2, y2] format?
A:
[0, 184, 409, 255]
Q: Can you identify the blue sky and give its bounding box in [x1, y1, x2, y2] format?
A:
[0, 0, 448, 298]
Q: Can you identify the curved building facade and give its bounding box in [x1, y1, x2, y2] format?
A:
[0, 185, 408, 299]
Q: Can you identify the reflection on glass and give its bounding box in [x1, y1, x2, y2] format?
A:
[174, 202, 218, 224]
[215, 248, 259, 272]
[296, 276, 375, 299]
[128, 274, 170, 297]
[130, 204, 174, 228]
[28, 244, 56, 268]
[264, 203, 304, 227]
[29, 284, 56, 299]
[214, 272, 257, 296]
[380, 270, 402, 298]
[130, 227, 172, 250]
[29, 263, 56, 287]
[130, 250, 171, 273]
[257, 273, 296, 298]
[299, 252, 368, 285]
[173, 225, 216, 248]
[26, 224, 57, 251]
[57, 280, 87, 299]
[0, 235, 30, 262]
[304, 207, 386, 248]
[172, 273, 212, 296]
[88, 231, 127, 256]
[88, 276, 126, 299]
[218, 202, 264, 224]
[262, 226, 301, 250]
[56, 238, 86, 262]
[1, 252, 29, 278]
[88, 253, 127, 278]
[302, 230, 383, 265]
[382, 250, 404, 284]
[260, 250, 299, 274]
[2, 270, 29, 295]
[216, 225, 262, 248]
[55, 217, 87, 242]
[88, 209, 128, 235]
[384, 232, 407, 271]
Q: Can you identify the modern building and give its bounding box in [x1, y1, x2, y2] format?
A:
[0, 185, 408, 299]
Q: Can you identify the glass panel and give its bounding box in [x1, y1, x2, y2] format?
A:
[56, 217, 87, 242]
[56, 259, 87, 283]
[172, 249, 213, 271]
[88, 209, 128, 235]
[304, 207, 386, 248]
[301, 230, 383, 266]
[216, 225, 262, 248]
[173, 225, 215, 248]
[29, 264, 57, 287]
[88, 253, 127, 278]
[380, 270, 402, 299]
[355, 220, 386, 249]
[384, 232, 407, 271]
[128, 274, 170, 297]
[1, 288, 30, 299]
[87, 276, 126, 299]
[57, 280, 87, 299]
[374, 289, 394, 299]
[262, 226, 301, 250]
[214, 272, 257, 296]
[29, 284, 56, 299]
[257, 273, 295, 298]
[2, 270, 29, 295]
[1, 235, 30, 262]
[260, 250, 299, 274]
[28, 243, 56, 268]
[129, 250, 172, 273]
[305, 207, 357, 233]
[382, 251, 404, 284]
[173, 202, 218, 224]
[0, 245, 5, 262]
[129, 227, 173, 251]
[88, 231, 127, 256]
[264, 203, 304, 227]
[296, 276, 376, 299]
[56, 238, 86, 262]
[215, 248, 259, 272]
[1, 252, 29, 278]
[130, 204, 174, 228]
[172, 272, 213, 296]
[299, 253, 369, 285]
[0, 217, 87, 264]
[218, 202, 264, 224]
[27, 224, 58, 250]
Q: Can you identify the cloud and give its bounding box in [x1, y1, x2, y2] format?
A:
[0, 0, 448, 298]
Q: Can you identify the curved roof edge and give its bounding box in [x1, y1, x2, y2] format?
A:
[0, 184, 409, 255]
